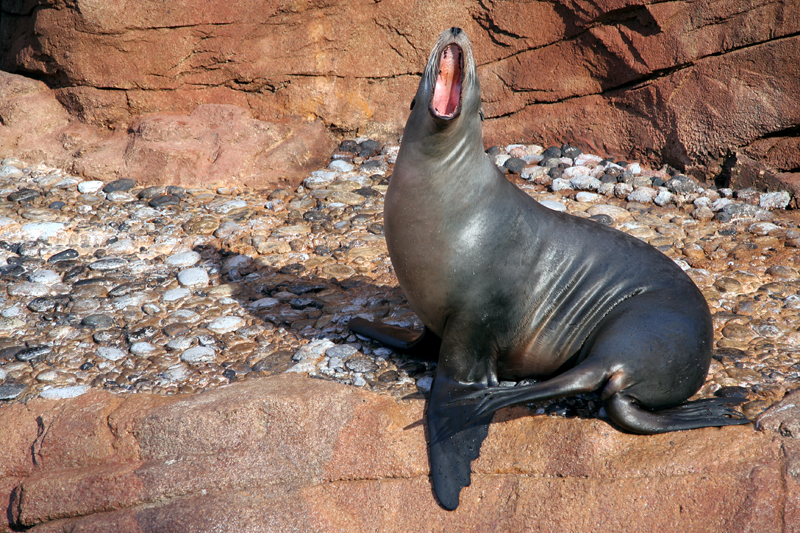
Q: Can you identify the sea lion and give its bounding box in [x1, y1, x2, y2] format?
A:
[349, 27, 749, 511]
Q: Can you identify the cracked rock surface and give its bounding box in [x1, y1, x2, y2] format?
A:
[2, 0, 800, 185]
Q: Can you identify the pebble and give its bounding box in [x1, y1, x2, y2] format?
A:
[78, 181, 105, 194]
[166, 251, 202, 268]
[97, 347, 127, 361]
[207, 316, 245, 334]
[40, 385, 90, 399]
[0, 145, 796, 409]
[181, 346, 217, 364]
[177, 267, 210, 288]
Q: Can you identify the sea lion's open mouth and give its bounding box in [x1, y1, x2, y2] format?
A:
[431, 44, 463, 120]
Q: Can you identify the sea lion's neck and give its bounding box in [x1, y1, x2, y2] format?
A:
[394, 113, 496, 196]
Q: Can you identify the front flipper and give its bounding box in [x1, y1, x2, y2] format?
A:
[348, 318, 440, 360]
[427, 374, 493, 510]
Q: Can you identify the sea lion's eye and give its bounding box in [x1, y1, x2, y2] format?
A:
[479, 108, 484, 121]
[410, 98, 416, 111]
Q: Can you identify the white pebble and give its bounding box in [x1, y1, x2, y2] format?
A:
[416, 376, 433, 393]
[575, 192, 601, 203]
[130, 342, 158, 356]
[760, 191, 791, 210]
[162, 363, 192, 381]
[540, 200, 567, 212]
[627, 187, 657, 203]
[213, 200, 247, 214]
[562, 166, 594, 179]
[711, 198, 732, 211]
[551, 178, 572, 192]
[162, 287, 192, 302]
[28, 270, 62, 285]
[749, 222, 781, 235]
[207, 316, 245, 334]
[574, 154, 604, 167]
[569, 175, 602, 191]
[1, 305, 24, 318]
[181, 346, 217, 364]
[304, 170, 337, 189]
[40, 385, 90, 399]
[7, 282, 49, 297]
[78, 181, 104, 193]
[329, 160, 355, 172]
[494, 154, 511, 167]
[654, 190, 673, 207]
[20, 222, 65, 240]
[166, 250, 202, 268]
[223, 255, 252, 272]
[353, 375, 367, 387]
[97, 346, 127, 361]
[625, 162, 642, 175]
[177, 267, 209, 288]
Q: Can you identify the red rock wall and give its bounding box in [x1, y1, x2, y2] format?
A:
[1, 375, 798, 532]
[1, 0, 799, 184]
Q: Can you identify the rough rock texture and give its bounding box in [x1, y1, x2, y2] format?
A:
[1, 374, 798, 532]
[0, 0, 800, 187]
[2, 0, 800, 186]
[0, 70, 334, 189]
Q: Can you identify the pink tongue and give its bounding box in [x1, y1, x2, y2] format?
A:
[432, 45, 462, 117]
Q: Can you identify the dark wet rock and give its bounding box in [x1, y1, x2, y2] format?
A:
[279, 263, 305, 275]
[345, 355, 379, 373]
[561, 145, 582, 159]
[103, 178, 136, 193]
[0, 264, 26, 278]
[504, 157, 526, 174]
[715, 386, 750, 399]
[149, 194, 180, 207]
[589, 214, 614, 226]
[28, 297, 56, 313]
[542, 146, 562, 158]
[8, 188, 40, 202]
[108, 282, 145, 297]
[287, 280, 328, 294]
[378, 370, 399, 382]
[49, 201, 66, 210]
[138, 186, 166, 199]
[545, 401, 577, 417]
[541, 157, 562, 168]
[82, 313, 116, 329]
[16, 345, 51, 362]
[0, 383, 27, 400]
[356, 139, 381, 158]
[48, 249, 79, 263]
[0, 346, 25, 361]
[127, 326, 158, 342]
[166, 185, 186, 197]
[486, 146, 503, 156]
[252, 350, 295, 373]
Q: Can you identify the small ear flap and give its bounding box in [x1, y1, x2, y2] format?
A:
[479, 108, 485, 121]
[410, 98, 416, 111]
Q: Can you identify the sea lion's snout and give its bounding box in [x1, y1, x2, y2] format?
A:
[430, 43, 463, 120]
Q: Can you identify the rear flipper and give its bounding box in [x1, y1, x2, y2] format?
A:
[605, 394, 751, 435]
[427, 374, 493, 510]
[348, 318, 441, 360]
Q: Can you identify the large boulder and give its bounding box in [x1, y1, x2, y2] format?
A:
[2, 0, 799, 183]
[0, 374, 798, 532]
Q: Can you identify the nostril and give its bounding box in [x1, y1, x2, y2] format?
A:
[451, 27, 461, 35]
